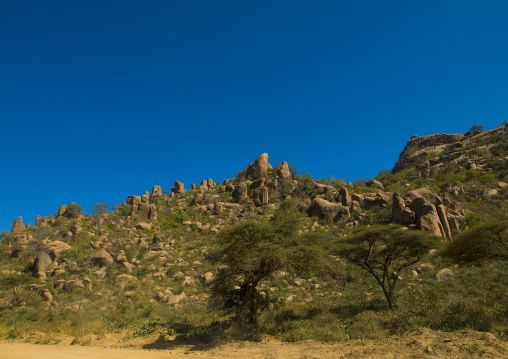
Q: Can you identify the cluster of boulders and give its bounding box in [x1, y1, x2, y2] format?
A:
[391, 187, 464, 240]
[125, 192, 158, 221]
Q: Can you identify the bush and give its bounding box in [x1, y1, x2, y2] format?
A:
[63, 203, 83, 219]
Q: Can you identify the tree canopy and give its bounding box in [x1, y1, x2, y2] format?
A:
[337, 225, 440, 309]
[207, 199, 329, 327]
[442, 220, 508, 264]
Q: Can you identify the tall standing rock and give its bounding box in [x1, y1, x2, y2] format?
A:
[172, 180, 185, 194]
[274, 161, 291, 179]
[236, 153, 269, 179]
[232, 182, 248, 203]
[11, 217, 25, 234]
[150, 185, 162, 198]
[141, 191, 150, 203]
[32, 252, 52, 277]
[56, 205, 67, 218]
[148, 204, 158, 222]
[339, 187, 352, 206]
[127, 195, 142, 211]
[253, 186, 269, 206]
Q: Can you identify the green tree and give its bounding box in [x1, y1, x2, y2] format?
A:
[0, 273, 35, 306]
[91, 202, 109, 213]
[63, 203, 83, 219]
[465, 124, 485, 137]
[337, 225, 440, 309]
[442, 220, 508, 264]
[208, 200, 328, 328]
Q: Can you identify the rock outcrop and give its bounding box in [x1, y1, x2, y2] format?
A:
[391, 188, 454, 240]
[92, 250, 114, 267]
[253, 186, 269, 206]
[274, 161, 291, 179]
[11, 217, 25, 234]
[32, 252, 52, 277]
[151, 185, 162, 198]
[392, 133, 462, 173]
[172, 180, 185, 194]
[232, 182, 248, 203]
[56, 205, 68, 218]
[236, 153, 269, 179]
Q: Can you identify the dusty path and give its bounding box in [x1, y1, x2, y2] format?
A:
[1, 328, 507, 359]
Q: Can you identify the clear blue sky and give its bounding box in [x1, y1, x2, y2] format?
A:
[1, 1, 507, 232]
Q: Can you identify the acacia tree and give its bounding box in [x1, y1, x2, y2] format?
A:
[0, 273, 35, 306]
[207, 200, 328, 328]
[338, 225, 439, 309]
[442, 220, 508, 264]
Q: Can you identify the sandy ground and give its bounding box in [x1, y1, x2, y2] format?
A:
[1, 328, 507, 359]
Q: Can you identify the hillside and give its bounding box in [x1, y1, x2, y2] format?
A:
[1, 123, 507, 356]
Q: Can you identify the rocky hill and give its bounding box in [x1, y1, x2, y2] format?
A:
[0, 123, 507, 345]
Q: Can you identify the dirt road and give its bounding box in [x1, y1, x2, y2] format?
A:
[1, 328, 507, 359]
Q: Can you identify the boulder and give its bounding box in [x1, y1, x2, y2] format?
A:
[407, 187, 440, 203]
[147, 204, 157, 222]
[200, 180, 208, 191]
[250, 178, 266, 191]
[136, 222, 152, 230]
[56, 205, 67, 218]
[203, 194, 220, 204]
[47, 241, 72, 258]
[253, 186, 269, 206]
[115, 274, 135, 288]
[435, 268, 455, 282]
[70, 224, 82, 235]
[236, 153, 269, 179]
[166, 292, 186, 305]
[310, 198, 342, 220]
[274, 161, 291, 179]
[339, 187, 352, 206]
[366, 179, 384, 189]
[363, 195, 387, 210]
[141, 191, 150, 203]
[190, 194, 203, 206]
[214, 202, 224, 214]
[436, 204, 452, 240]
[11, 217, 25, 234]
[172, 180, 185, 194]
[201, 272, 214, 284]
[150, 185, 162, 198]
[486, 189, 498, 197]
[207, 178, 215, 188]
[448, 215, 461, 231]
[335, 206, 350, 221]
[232, 182, 248, 203]
[32, 252, 52, 277]
[127, 195, 141, 211]
[92, 250, 114, 267]
[402, 207, 416, 224]
[63, 280, 85, 292]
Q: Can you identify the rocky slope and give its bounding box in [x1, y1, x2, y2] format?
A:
[1, 124, 507, 343]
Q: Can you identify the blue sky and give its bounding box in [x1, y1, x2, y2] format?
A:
[1, 1, 507, 232]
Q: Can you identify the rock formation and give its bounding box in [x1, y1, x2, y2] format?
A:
[391, 188, 454, 240]
[11, 217, 25, 234]
[232, 182, 248, 203]
[151, 185, 162, 198]
[253, 186, 269, 206]
[172, 180, 185, 194]
[236, 153, 269, 179]
[274, 161, 291, 179]
[392, 133, 462, 173]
